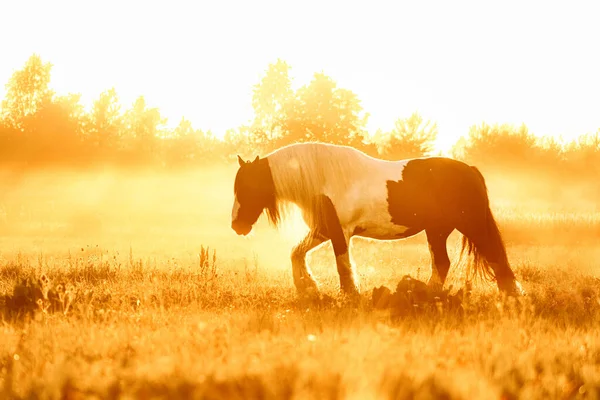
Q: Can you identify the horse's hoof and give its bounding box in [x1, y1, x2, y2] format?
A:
[512, 281, 526, 297]
[296, 286, 323, 305]
[339, 288, 361, 307]
[298, 289, 320, 301]
[502, 280, 526, 297]
[426, 280, 444, 293]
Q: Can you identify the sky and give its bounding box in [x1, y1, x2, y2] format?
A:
[1, 0, 599, 152]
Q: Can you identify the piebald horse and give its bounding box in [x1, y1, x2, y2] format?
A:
[231, 142, 523, 298]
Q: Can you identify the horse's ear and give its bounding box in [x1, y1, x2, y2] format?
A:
[237, 155, 245, 167]
[253, 155, 260, 163]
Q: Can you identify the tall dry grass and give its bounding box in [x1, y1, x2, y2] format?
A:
[1, 166, 599, 399]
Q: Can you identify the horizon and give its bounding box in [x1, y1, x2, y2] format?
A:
[1, 0, 599, 153]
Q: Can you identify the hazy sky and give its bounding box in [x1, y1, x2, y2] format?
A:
[1, 0, 599, 151]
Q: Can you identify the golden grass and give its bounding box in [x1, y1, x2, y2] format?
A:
[1, 166, 600, 399]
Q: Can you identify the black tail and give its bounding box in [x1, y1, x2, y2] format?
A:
[458, 166, 512, 286]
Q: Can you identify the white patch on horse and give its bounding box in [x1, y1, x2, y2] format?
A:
[287, 157, 300, 170]
[264, 142, 412, 239]
[231, 195, 241, 220]
[329, 156, 412, 240]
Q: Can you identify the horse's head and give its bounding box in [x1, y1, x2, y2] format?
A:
[231, 154, 276, 236]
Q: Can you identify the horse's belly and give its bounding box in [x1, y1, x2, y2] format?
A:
[331, 168, 417, 240]
[355, 221, 420, 240]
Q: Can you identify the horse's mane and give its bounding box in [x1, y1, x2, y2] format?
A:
[265, 142, 377, 227]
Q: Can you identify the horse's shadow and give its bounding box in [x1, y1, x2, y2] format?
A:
[372, 275, 465, 319]
[287, 274, 466, 318]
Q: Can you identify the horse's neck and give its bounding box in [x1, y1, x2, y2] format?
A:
[272, 166, 322, 209]
[276, 181, 315, 208]
[270, 145, 362, 207]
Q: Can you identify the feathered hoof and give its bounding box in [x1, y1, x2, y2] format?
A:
[426, 277, 444, 292]
[336, 287, 361, 309]
[502, 280, 526, 297]
[512, 281, 526, 296]
[297, 285, 320, 300]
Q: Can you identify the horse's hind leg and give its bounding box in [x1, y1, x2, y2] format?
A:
[425, 228, 453, 289]
[291, 232, 326, 296]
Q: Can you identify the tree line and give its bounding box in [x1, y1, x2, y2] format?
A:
[1, 55, 599, 184]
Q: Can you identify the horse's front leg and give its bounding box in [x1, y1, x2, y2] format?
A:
[313, 194, 360, 297]
[291, 231, 326, 296]
[334, 235, 359, 297]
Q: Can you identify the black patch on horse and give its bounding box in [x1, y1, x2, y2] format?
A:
[386, 159, 438, 230]
[352, 226, 366, 236]
[385, 157, 475, 231]
[312, 194, 347, 257]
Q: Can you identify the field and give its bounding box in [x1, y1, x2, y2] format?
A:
[1, 164, 600, 400]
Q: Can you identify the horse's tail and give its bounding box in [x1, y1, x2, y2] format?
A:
[458, 166, 512, 286]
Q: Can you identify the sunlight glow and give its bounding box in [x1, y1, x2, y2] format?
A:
[1, 0, 599, 154]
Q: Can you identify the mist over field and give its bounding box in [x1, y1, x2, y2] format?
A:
[0, 164, 597, 265]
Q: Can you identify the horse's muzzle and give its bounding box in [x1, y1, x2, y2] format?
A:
[231, 220, 252, 236]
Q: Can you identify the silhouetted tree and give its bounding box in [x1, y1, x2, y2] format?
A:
[22, 93, 87, 165]
[0, 53, 85, 166]
[86, 88, 125, 158]
[122, 96, 166, 164]
[163, 118, 224, 167]
[1, 54, 53, 130]
[373, 112, 438, 160]
[251, 59, 294, 147]
[0, 119, 21, 162]
[535, 135, 566, 166]
[163, 117, 195, 167]
[564, 130, 600, 178]
[222, 127, 256, 161]
[456, 123, 537, 167]
[0, 52, 597, 186]
[278, 72, 371, 151]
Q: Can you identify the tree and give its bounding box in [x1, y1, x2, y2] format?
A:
[0, 54, 89, 165]
[535, 135, 565, 166]
[0, 118, 21, 162]
[374, 112, 438, 160]
[1, 54, 54, 130]
[163, 118, 224, 167]
[457, 123, 539, 169]
[223, 127, 255, 161]
[563, 130, 600, 179]
[123, 96, 166, 163]
[251, 59, 294, 144]
[87, 88, 124, 155]
[16, 93, 86, 165]
[280, 72, 370, 149]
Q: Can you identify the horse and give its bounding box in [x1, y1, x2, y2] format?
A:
[231, 142, 524, 298]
